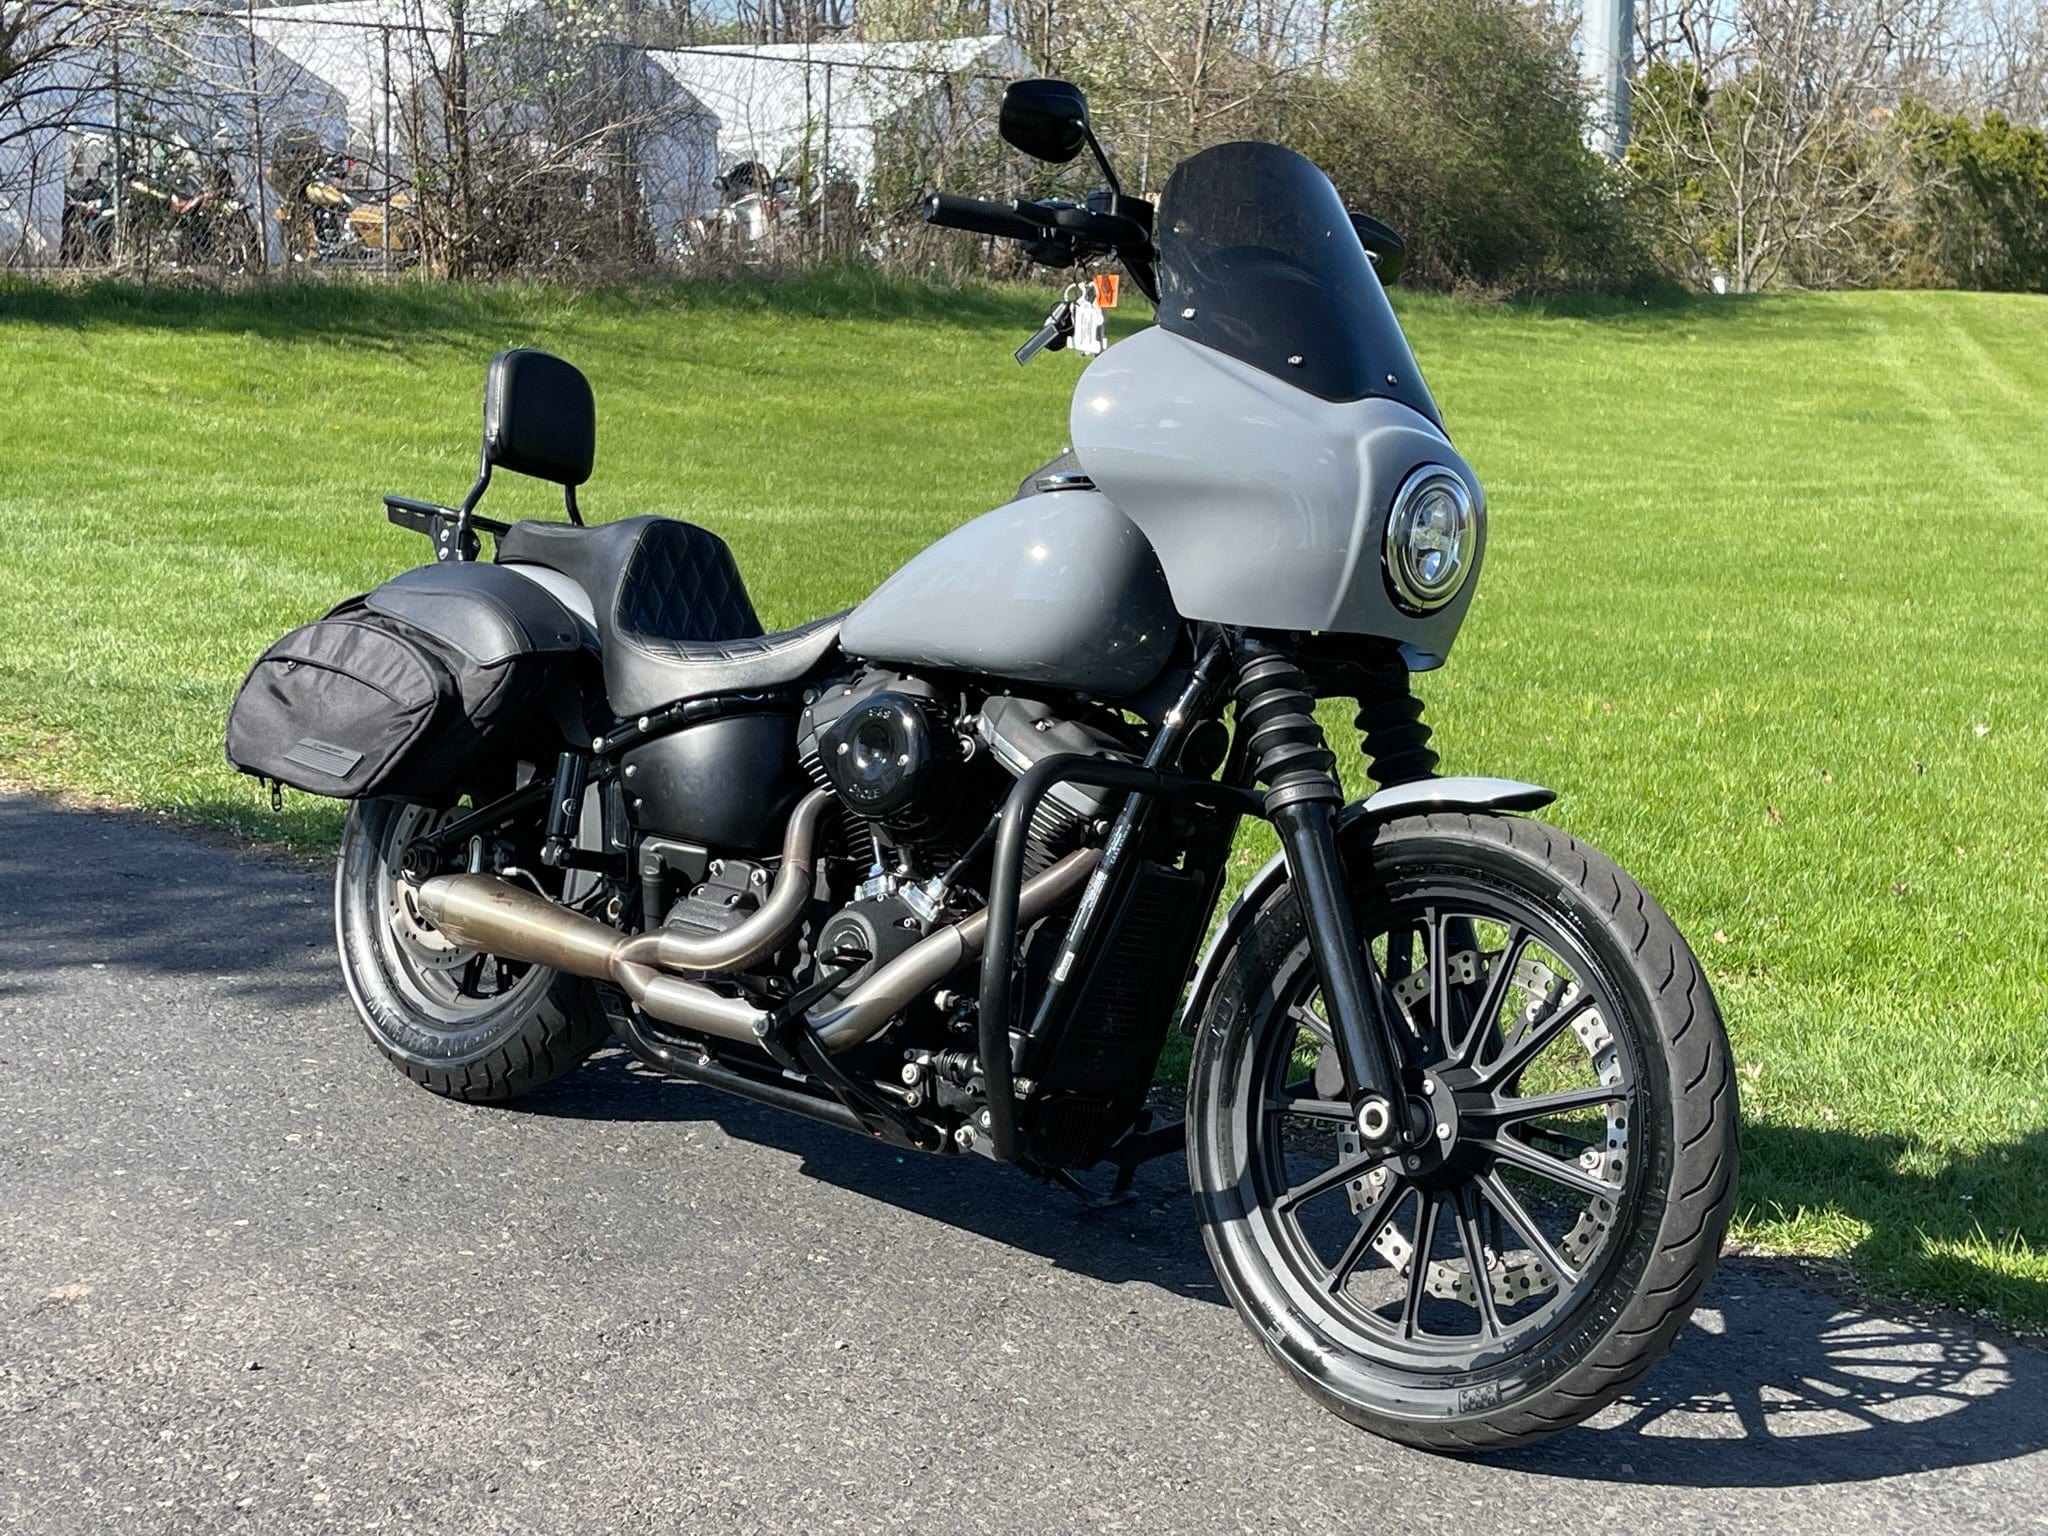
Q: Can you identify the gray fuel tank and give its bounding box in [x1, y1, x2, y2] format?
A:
[839, 488, 1179, 698]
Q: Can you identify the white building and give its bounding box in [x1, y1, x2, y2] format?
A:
[650, 35, 1025, 200]
[244, 0, 719, 249]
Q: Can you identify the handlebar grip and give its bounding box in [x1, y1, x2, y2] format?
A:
[922, 191, 1047, 243]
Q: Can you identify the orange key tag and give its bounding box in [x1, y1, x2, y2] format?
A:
[1093, 272, 1120, 308]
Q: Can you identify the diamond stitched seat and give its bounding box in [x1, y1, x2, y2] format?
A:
[497, 516, 841, 716]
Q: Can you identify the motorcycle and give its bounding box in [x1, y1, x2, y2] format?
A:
[225, 77, 1736, 1452]
[674, 159, 799, 263]
[273, 147, 417, 264]
[60, 167, 115, 265]
[125, 133, 257, 272]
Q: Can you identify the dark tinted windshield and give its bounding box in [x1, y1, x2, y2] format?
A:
[1155, 142, 1440, 427]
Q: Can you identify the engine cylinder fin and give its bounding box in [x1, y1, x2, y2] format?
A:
[799, 737, 868, 859]
[1024, 790, 1087, 877]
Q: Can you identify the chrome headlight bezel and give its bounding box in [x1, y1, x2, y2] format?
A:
[1383, 465, 1477, 615]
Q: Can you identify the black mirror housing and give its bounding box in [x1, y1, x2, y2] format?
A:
[999, 79, 1092, 164]
[483, 348, 594, 487]
[1349, 211, 1406, 286]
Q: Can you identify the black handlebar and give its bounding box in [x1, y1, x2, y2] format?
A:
[923, 187, 1160, 303]
[922, 191, 1048, 242]
[1039, 202, 1152, 251]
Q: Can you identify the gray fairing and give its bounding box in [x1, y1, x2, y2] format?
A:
[1069, 327, 1484, 668]
[839, 488, 1179, 698]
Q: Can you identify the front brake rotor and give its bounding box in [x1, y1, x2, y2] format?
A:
[1333, 947, 1629, 1308]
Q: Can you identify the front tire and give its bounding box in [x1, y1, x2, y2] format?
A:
[336, 799, 609, 1102]
[1188, 812, 1737, 1453]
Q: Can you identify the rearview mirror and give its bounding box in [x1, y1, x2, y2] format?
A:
[999, 79, 1092, 165]
[1349, 212, 1406, 285]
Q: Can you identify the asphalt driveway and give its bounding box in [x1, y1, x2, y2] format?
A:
[1, 794, 2043, 1533]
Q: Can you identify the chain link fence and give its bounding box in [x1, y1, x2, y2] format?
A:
[0, 1, 1026, 278]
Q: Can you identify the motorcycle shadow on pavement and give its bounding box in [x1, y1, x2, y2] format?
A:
[0, 795, 339, 1017]
[528, 1051, 2048, 1491]
[11, 794, 2032, 1492]
[1503, 1258, 2048, 1487]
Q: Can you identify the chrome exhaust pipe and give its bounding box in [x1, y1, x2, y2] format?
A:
[415, 831, 1099, 1055]
[809, 849, 1097, 1051]
[414, 875, 776, 1045]
[616, 790, 833, 974]
[411, 874, 626, 977]
[415, 787, 831, 1041]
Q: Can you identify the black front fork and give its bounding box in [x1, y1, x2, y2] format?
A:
[1235, 645, 1413, 1148]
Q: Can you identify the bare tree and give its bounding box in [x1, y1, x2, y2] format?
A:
[1955, 0, 2048, 122]
[395, 0, 697, 276]
[961, 0, 1337, 194]
[0, 1, 110, 144]
[1631, 0, 1952, 289]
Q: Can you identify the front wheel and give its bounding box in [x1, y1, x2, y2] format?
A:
[1188, 812, 1737, 1453]
[336, 799, 609, 1102]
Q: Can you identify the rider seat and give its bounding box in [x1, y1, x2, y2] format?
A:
[498, 516, 840, 718]
[465, 349, 838, 718]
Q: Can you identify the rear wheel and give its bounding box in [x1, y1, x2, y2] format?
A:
[1188, 812, 1737, 1452]
[335, 798, 609, 1102]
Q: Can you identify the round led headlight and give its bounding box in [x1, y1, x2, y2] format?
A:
[1383, 465, 1477, 614]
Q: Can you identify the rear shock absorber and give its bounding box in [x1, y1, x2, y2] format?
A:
[1352, 655, 1439, 789]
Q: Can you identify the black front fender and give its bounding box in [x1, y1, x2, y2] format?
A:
[1176, 776, 1556, 1035]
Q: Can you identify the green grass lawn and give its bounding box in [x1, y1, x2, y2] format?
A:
[1, 274, 2043, 1332]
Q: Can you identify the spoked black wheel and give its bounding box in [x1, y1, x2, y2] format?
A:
[336, 799, 609, 1102]
[1189, 812, 1737, 1452]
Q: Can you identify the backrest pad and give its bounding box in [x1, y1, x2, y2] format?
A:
[484, 348, 595, 487]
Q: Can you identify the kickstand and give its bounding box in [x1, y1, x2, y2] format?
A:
[1047, 1166, 1139, 1210]
[1042, 1110, 1186, 1210]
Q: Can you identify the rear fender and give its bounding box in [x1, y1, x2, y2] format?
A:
[1176, 776, 1556, 1035]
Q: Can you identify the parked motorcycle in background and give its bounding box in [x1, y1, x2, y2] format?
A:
[227, 77, 1738, 1453]
[269, 130, 418, 265]
[124, 130, 257, 272]
[675, 159, 799, 263]
[59, 141, 115, 266]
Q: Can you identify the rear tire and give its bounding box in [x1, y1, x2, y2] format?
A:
[335, 799, 609, 1102]
[1188, 812, 1737, 1453]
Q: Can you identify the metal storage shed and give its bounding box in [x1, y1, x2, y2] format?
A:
[649, 35, 1024, 203]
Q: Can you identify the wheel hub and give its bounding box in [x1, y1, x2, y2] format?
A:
[1313, 1052, 1473, 1185]
[1320, 945, 1632, 1314]
[1403, 1067, 1472, 1185]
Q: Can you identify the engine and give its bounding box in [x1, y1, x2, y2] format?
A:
[801, 672, 968, 845]
[800, 670, 1128, 868]
[793, 668, 1131, 988]
[611, 663, 1197, 1174]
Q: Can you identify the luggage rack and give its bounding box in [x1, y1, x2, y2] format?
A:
[383, 494, 504, 564]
